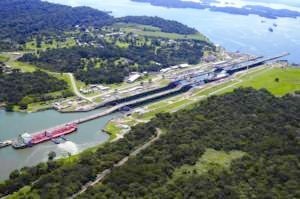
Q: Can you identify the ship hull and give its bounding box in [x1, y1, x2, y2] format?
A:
[12, 124, 78, 149]
[12, 144, 28, 149]
[0, 143, 10, 148]
[30, 127, 77, 145]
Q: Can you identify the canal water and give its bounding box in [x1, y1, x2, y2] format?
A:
[0, 109, 120, 181]
[48, 0, 300, 64]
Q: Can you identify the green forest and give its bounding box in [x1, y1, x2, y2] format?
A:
[1, 88, 299, 198]
[20, 39, 212, 84]
[0, 70, 68, 109]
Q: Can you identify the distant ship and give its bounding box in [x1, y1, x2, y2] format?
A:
[12, 123, 78, 149]
[273, 23, 278, 27]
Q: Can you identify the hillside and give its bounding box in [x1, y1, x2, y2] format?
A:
[0, 0, 112, 49]
[2, 88, 300, 198]
[0, 0, 198, 50]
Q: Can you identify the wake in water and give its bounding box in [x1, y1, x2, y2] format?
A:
[58, 141, 79, 155]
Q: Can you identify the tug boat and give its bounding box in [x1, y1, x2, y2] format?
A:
[0, 140, 12, 148]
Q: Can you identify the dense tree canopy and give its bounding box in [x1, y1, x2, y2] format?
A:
[0, 70, 68, 107]
[1, 88, 299, 198]
[20, 39, 211, 84]
[0, 0, 113, 49]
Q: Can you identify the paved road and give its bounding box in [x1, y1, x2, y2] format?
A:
[71, 128, 163, 198]
[67, 73, 95, 103]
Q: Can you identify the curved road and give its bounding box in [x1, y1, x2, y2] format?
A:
[71, 128, 163, 198]
[67, 73, 95, 103]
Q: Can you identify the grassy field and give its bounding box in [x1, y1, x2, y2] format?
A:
[0, 54, 9, 62]
[138, 98, 191, 120]
[25, 37, 76, 51]
[103, 121, 122, 141]
[123, 27, 208, 41]
[51, 73, 75, 93]
[223, 67, 300, 96]
[8, 61, 38, 72]
[115, 23, 209, 42]
[191, 66, 300, 98]
[27, 101, 53, 112]
[172, 148, 246, 179]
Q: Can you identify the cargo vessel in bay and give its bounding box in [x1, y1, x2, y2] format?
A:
[12, 123, 78, 149]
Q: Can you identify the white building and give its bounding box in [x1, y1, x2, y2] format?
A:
[96, 85, 110, 91]
[179, 64, 189, 68]
[160, 68, 171, 73]
[127, 73, 141, 83]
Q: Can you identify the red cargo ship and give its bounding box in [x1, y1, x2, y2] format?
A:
[12, 123, 78, 149]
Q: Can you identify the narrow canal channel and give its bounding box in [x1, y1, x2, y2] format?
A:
[0, 109, 121, 181]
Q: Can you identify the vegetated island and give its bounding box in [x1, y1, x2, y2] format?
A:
[0, 0, 215, 111]
[1, 88, 300, 198]
[132, 0, 300, 19]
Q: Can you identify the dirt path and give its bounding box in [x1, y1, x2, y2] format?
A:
[71, 128, 163, 198]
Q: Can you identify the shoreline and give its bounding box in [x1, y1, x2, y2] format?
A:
[131, 0, 300, 19]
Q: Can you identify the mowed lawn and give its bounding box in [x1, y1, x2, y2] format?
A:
[8, 61, 38, 72]
[225, 67, 300, 96]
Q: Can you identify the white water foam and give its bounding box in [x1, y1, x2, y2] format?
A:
[57, 141, 79, 155]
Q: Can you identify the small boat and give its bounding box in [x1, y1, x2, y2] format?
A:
[0, 140, 12, 148]
[12, 134, 30, 149]
[273, 23, 278, 27]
